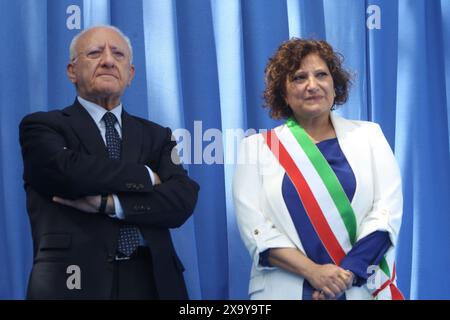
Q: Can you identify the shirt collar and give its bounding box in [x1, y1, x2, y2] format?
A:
[77, 96, 123, 128]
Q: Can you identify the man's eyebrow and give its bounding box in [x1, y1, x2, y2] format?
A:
[109, 44, 126, 50]
[85, 44, 105, 50]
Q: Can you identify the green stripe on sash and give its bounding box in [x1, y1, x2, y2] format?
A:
[286, 117, 357, 244]
[379, 257, 390, 278]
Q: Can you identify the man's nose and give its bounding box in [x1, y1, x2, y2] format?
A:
[99, 47, 115, 67]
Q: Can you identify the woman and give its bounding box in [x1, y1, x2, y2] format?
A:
[232, 38, 403, 300]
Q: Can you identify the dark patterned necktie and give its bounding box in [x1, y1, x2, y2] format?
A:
[103, 112, 140, 257]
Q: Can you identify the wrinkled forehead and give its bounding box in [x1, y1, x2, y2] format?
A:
[76, 27, 129, 52]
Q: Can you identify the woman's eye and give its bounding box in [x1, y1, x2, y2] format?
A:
[293, 75, 306, 81]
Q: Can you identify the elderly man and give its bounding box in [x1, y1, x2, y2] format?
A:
[19, 25, 199, 299]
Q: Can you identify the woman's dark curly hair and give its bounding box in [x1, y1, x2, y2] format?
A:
[263, 38, 352, 119]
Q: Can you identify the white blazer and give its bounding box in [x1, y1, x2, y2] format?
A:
[232, 113, 403, 300]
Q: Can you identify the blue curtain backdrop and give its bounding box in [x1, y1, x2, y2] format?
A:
[1, 0, 449, 299]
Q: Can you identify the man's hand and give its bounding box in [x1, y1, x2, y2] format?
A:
[306, 264, 353, 300]
[53, 195, 114, 213]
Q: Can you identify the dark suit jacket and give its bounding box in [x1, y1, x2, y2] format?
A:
[19, 99, 199, 299]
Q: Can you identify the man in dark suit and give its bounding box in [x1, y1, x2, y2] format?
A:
[19, 25, 199, 299]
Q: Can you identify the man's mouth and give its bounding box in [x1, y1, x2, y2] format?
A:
[97, 74, 117, 79]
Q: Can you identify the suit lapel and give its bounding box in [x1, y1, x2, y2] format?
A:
[121, 110, 143, 163]
[63, 100, 108, 157]
[63, 101, 144, 163]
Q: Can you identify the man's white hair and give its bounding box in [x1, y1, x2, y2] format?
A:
[69, 25, 133, 63]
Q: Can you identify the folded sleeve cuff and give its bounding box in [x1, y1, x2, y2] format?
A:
[249, 222, 296, 271]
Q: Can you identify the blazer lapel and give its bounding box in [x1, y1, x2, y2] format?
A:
[63, 100, 108, 157]
[121, 110, 143, 163]
[331, 113, 366, 210]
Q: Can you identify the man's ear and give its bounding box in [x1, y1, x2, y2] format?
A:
[127, 65, 136, 86]
[67, 63, 77, 84]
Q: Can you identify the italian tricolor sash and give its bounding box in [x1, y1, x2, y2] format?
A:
[262, 117, 404, 300]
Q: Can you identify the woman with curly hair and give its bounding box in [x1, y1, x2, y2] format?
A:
[233, 38, 403, 300]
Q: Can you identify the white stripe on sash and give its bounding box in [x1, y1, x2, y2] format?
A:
[275, 126, 353, 254]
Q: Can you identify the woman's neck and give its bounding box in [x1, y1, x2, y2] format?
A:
[293, 113, 336, 143]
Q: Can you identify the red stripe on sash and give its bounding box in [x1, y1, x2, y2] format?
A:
[372, 263, 405, 300]
[264, 130, 346, 265]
